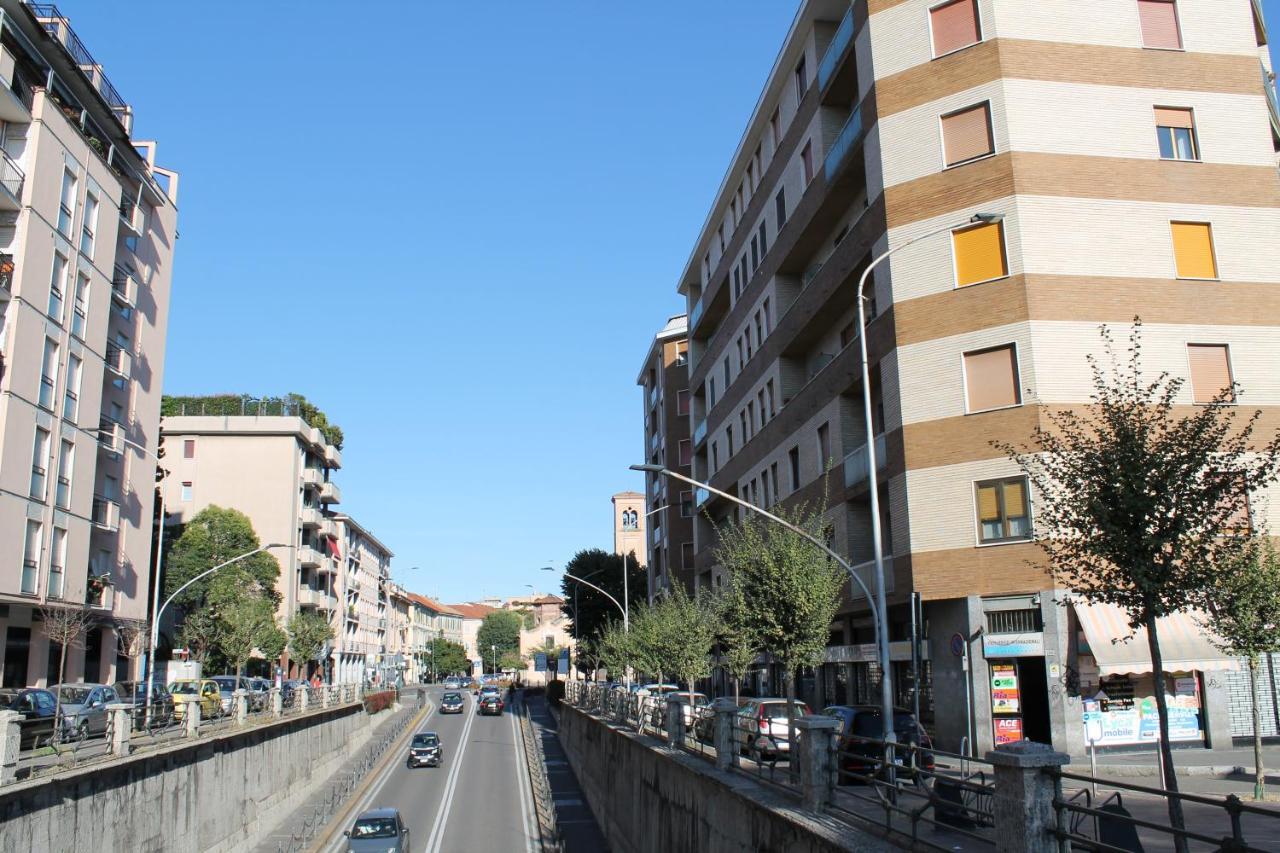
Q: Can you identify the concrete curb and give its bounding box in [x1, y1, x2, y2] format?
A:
[1066, 763, 1280, 783]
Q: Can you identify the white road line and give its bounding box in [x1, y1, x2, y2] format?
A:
[511, 702, 539, 853]
[422, 696, 477, 853]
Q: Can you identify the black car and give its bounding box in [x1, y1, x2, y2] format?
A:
[822, 705, 935, 782]
[406, 732, 442, 768]
[439, 692, 464, 714]
[112, 680, 175, 727]
[478, 695, 502, 716]
[0, 687, 57, 749]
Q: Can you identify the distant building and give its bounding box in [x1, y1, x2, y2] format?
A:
[505, 593, 573, 685]
[449, 602, 496, 676]
[611, 491, 645, 565]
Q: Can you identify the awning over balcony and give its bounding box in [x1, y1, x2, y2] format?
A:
[1073, 602, 1237, 677]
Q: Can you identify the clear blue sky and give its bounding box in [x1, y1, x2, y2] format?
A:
[64, 2, 1280, 604]
[59, 1, 799, 603]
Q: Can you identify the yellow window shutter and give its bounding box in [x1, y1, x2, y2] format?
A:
[1171, 222, 1217, 279]
[977, 484, 1000, 522]
[953, 222, 1008, 287]
[1002, 479, 1026, 516]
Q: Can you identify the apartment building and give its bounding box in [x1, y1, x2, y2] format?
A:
[0, 2, 178, 688]
[669, 0, 1280, 757]
[611, 491, 645, 564]
[449, 602, 495, 676]
[636, 315, 695, 598]
[160, 413, 346, 679]
[333, 514, 393, 686]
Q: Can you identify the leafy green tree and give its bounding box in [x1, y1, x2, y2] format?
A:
[287, 611, 334, 674]
[427, 637, 469, 679]
[659, 586, 718, 694]
[596, 620, 631, 683]
[626, 603, 669, 685]
[164, 505, 281, 612]
[1198, 537, 1280, 801]
[559, 549, 646, 642]
[219, 596, 281, 688]
[713, 580, 761, 703]
[499, 650, 527, 674]
[477, 610, 523, 674]
[996, 320, 1280, 841]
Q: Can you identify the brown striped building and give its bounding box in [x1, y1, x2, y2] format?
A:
[651, 0, 1280, 756]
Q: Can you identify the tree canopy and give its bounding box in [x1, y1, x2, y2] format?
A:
[559, 549, 647, 642]
[164, 505, 281, 612]
[477, 610, 523, 673]
[427, 637, 469, 677]
[287, 611, 334, 666]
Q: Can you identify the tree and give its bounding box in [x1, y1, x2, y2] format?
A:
[41, 605, 97, 741]
[114, 618, 149, 681]
[1197, 537, 1280, 801]
[219, 596, 280, 689]
[287, 611, 334, 675]
[995, 320, 1280, 843]
[477, 610, 523, 674]
[559, 549, 646, 642]
[499, 650, 527, 674]
[595, 620, 631, 684]
[427, 637, 469, 679]
[659, 586, 718, 695]
[715, 503, 846, 762]
[713, 580, 760, 703]
[164, 506, 280, 610]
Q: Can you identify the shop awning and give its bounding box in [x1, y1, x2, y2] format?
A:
[1073, 602, 1238, 677]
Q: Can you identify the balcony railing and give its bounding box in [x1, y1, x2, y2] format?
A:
[119, 197, 140, 234]
[0, 148, 24, 203]
[104, 342, 131, 379]
[298, 546, 322, 568]
[693, 418, 707, 446]
[301, 467, 322, 488]
[300, 506, 322, 528]
[817, 6, 855, 91]
[319, 481, 342, 504]
[0, 253, 12, 295]
[98, 417, 123, 454]
[325, 444, 342, 468]
[31, 5, 128, 111]
[824, 101, 867, 183]
[91, 496, 119, 531]
[688, 297, 704, 332]
[111, 263, 136, 306]
[843, 433, 887, 489]
[1263, 63, 1280, 138]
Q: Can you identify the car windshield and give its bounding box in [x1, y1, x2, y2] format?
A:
[56, 686, 91, 704]
[851, 712, 919, 739]
[443, 693, 462, 702]
[412, 734, 439, 747]
[762, 701, 808, 718]
[168, 682, 200, 695]
[0, 690, 18, 707]
[351, 817, 398, 839]
[212, 678, 236, 689]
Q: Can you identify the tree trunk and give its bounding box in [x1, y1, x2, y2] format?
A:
[1145, 615, 1188, 853]
[53, 642, 68, 744]
[1249, 656, 1264, 801]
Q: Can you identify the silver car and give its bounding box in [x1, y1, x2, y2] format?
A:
[344, 807, 409, 852]
[52, 683, 119, 740]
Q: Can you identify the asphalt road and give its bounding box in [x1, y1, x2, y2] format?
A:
[326, 687, 538, 853]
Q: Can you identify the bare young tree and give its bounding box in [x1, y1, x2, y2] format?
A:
[40, 605, 98, 741]
[114, 618, 150, 681]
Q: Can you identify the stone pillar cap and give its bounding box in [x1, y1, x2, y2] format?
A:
[793, 714, 839, 730]
[985, 740, 1070, 768]
[177, 695, 202, 703]
[105, 702, 134, 711]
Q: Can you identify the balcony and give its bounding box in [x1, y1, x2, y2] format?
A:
[297, 586, 324, 608]
[1264, 63, 1280, 141]
[848, 555, 894, 599]
[86, 578, 114, 610]
[0, 148, 23, 210]
[695, 487, 710, 508]
[300, 506, 322, 528]
[91, 496, 119, 532]
[843, 433, 887, 489]
[104, 342, 132, 379]
[693, 418, 707, 447]
[320, 517, 338, 539]
[818, 7, 857, 105]
[301, 467, 323, 489]
[298, 546, 322, 568]
[824, 100, 867, 184]
[325, 444, 342, 468]
[119, 197, 141, 235]
[111, 264, 137, 307]
[648, 384, 659, 409]
[97, 417, 122, 455]
[648, 431, 660, 454]
[319, 480, 341, 504]
[0, 253, 11, 299]
[688, 297, 705, 334]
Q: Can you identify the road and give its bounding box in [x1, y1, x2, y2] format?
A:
[325, 687, 538, 853]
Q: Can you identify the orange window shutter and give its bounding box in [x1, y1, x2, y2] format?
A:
[1138, 0, 1182, 50]
[942, 103, 993, 166]
[1187, 344, 1234, 403]
[964, 346, 1019, 412]
[953, 222, 1008, 286]
[931, 0, 980, 56]
[977, 485, 1001, 522]
[1171, 222, 1217, 279]
[1153, 107, 1194, 129]
[1002, 480, 1026, 517]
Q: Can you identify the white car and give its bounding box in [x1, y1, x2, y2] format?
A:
[667, 692, 710, 730]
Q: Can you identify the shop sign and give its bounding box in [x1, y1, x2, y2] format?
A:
[994, 717, 1024, 745]
[1086, 690, 1203, 746]
[983, 632, 1044, 658]
[1082, 699, 1103, 743]
[990, 664, 1021, 714]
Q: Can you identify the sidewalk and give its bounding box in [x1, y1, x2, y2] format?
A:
[1069, 744, 1280, 782]
[528, 696, 609, 852]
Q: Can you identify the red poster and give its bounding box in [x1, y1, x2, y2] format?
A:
[994, 717, 1024, 745]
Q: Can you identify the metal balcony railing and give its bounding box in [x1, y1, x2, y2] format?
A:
[824, 101, 867, 183]
[30, 5, 128, 111]
[0, 150, 22, 201]
[111, 264, 136, 306]
[817, 6, 855, 91]
[92, 496, 119, 531]
[104, 342, 131, 378]
[97, 416, 122, 454]
[843, 433, 887, 489]
[693, 418, 707, 446]
[1263, 62, 1280, 138]
[0, 253, 12, 294]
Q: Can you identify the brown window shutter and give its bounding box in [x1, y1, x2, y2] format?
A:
[1187, 344, 1234, 403]
[1154, 107, 1194, 128]
[1138, 0, 1182, 49]
[964, 345, 1019, 412]
[942, 103, 993, 166]
[931, 0, 980, 56]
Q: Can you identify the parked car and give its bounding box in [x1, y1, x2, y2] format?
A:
[440, 692, 464, 714]
[694, 696, 753, 743]
[281, 679, 307, 703]
[112, 680, 175, 727]
[667, 692, 710, 730]
[344, 807, 409, 852]
[406, 731, 442, 768]
[734, 698, 811, 760]
[209, 677, 244, 715]
[167, 679, 224, 719]
[51, 683, 118, 740]
[0, 687, 57, 749]
[246, 678, 271, 711]
[478, 694, 503, 716]
[822, 705, 935, 781]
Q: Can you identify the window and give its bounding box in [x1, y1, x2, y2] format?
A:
[975, 477, 1032, 543]
[750, 235, 759, 270]
[48, 252, 67, 321]
[717, 224, 725, 253]
[770, 108, 781, 150]
[723, 358, 731, 387]
[739, 256, 748, 291]
[1155, 107, 1198, 160]
[103, 474, 120, 501]
[80, 192, 98, 257]
[795, 55, 808, 99]
[702, 253, 710, 283]
[941, 102, 994, 166]
[775, 188, 787, 229]
[963, 345, 1021, 412]
[740, 410, 749, 442]
[732, 266, 741, 299]
[952, 221, 1008, 287]
[762, 298, 771, 336]
[22, 521, 42, 595]
[930, 0, 981, 57]
[48, 527, 66, 599]
[761, 469, 771, 507]
[181, 481, 193, 502]
[712, 442, 720, 472]
[758, 222, 768, 257]
[39, 338, 58, 410]
[766, 380, 776, 418]
[789, 446, 801, 490]
[71, 273, 88, 339]
[682, 542, 694, 570]
[57, 167, 76, 237]
[678, 439, 692, 467]
[680, 491, 693, 517]
[31, 426, 50, 499]
[183, 439, 196, 458]
[1187, 344, 1234, 403]
[727, 425, 734, 456]
[1138, 0, 1182, 50]
[675, 344, 688, 366]
[1170, 221, 1217, 279]
[746, 402, 756, 436]
[708, 377, 717, 409]
[770, 462, 779, 499]
[757, 390, 766, 427]
[1214, 473, 1253, 534]
[63, 354, 81, 421]
[676, 390, 690, 416]
[801, 140, 815, 184]
[55, 439, 73, 509]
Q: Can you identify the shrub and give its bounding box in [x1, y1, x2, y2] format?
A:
[546, 681, 565, 708]
[363, 690, 396, 714]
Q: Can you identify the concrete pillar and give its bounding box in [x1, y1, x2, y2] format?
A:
[322, 686, 331, 708]
[180, 696, 201, 737]
[270, 688, 283, 718]
[986, 740, 1070, 853]
[634, 689, 649, 731]
[665, 699, 683, 748]
[1041, 589, 1085, 757]
[794, 715, 839, 813]
[1203, 670, 1234, 750]
[713, 698, 737, 770]
[106, 703, 132, 756]
[300, 688, 311, 714]
[0, 709, 20, 785]
[233, 691, 248, 724]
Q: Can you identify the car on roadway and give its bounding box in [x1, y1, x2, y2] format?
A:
[734, 698, 811, 761]
[0, 687, 57, 749]
[439, 692, 464, 714]
[167, 679, 225, 720]
[113, 680, 175, 727]
[51, 683, 119, 740]
[822, 705, 935, 782]
[443, 677, 462, 690]
[694, 696, 753, 743]
[406, 731, 442, 768]
[667, 691, 710, 730]
[477, 685, 501, 705]
[344, 807, 410, 852]
[478, 694, 503, 716]
[244, 678, 271, 711]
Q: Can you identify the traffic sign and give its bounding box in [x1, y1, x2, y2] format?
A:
[949, 632, 966, 657]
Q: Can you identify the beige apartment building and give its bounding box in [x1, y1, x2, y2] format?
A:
[667, 0, 1280, 757]
[333, 514, 393, 686]
[0, 2, 178, 687]
[449, 602, 495, 676]
[610, 491, 645, 564]
[636, 315, 695, 598]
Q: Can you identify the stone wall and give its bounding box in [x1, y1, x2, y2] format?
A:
[0, 703, 378, 853]
[557, 704, 890, 853]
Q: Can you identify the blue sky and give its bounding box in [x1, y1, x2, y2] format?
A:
[65, 2, 1280, 603]
[60, 2, 799, 603]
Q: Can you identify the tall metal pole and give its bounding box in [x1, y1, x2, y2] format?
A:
[144, 487, 165, 727]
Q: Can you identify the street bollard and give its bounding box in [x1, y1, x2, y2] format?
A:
[0, 709, 21, 785]
[270, 687, 283, 718]
[794, 716, 839, 813]
[713, 698, 737, 770]
[233, 690, 249, 725]
[986, 741, 1071, 853]
[180, 696, 201, 738]
[665, 699, 684, 748]
[300, 688, 311, 714]
[106, 703, 133, 756]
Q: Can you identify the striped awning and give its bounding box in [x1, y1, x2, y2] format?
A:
[1073, 602, 1238, 677]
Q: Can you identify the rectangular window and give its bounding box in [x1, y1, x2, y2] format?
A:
[676, 390, 690, 416]
[712, 442, 720, 472]
[758, 222, 768, 258]
[48, 252, 67, 321]
[732, 266, 741, 299]
[975, 477, 1032, 544]
[770, 109, 780, 150]
[702, 253, 710, 283]
[680, 491, 693, 517]
[55, 439, 73, 509]
[71, 273, 88, 339]
[678, 439, 692, 467]
[801, 140, 815, 184]
[57, 168, 76, 237]
[682, 542, 694, 570]
[723, 358, 731, 387]
[795, 56, 808, 99]
[941, 102, 994, 166]
[762, 298, 771, 335]
[741, 410, 750, 442]
[739, 256, 748, 291]
[39, 338, 58, 410]
[761, 469, 771, 507]
[1155, 107, 1198, 160]
[81, 192, 98, 257]
[63, 354, 81, 421]
[708, 377, 716, 409]
[953, 221, 1008, 287]
[1138, 0, 1182, 50]
[789, 446, 801, 490]
[181, 482, 193, 502]
[963, 345, 1021, 412]
[930, 0, 981, 57]
[775, 189, 787, 229]
[48, 527, 66, 599]
[184, 439, 196, 458]
[22, 521, 42, 595]
[1171, 221, 1218, 279]
[771, 462, 779, 499]
[727, 426, 734, 456]
[1187, 344, 1235, 403]
[817, 422, 831, 467]
[750, 235, 759, 270]
[31, 426, 49, 499]
[766, 379, 776, 417]
[718, 224, 725, 253]
[757, 390, 766, 427]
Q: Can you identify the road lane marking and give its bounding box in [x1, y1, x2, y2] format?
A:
[422, 695, 477, 853]
[510, 701, 539, 853]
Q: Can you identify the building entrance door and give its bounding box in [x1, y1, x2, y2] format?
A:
[1017, 657, 1051, 745]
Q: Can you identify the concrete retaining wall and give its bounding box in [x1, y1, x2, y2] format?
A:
[0, 703, 380, 853]
[557, 704, 891, 853]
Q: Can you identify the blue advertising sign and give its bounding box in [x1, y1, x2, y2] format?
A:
[534, 652, 547, 672]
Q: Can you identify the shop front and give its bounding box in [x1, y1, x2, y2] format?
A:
[982, 630, 1052, 747]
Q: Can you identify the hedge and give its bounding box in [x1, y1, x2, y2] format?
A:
[363, 690, 396, 714]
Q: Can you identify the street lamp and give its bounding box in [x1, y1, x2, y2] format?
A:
[542, 566, 630, 689]
[490, 643, 497, 677]
[426, 645, 435, 685]
[144, 542, 287, 726]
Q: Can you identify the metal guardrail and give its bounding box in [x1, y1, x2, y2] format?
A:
[518, 691, 564, 853]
